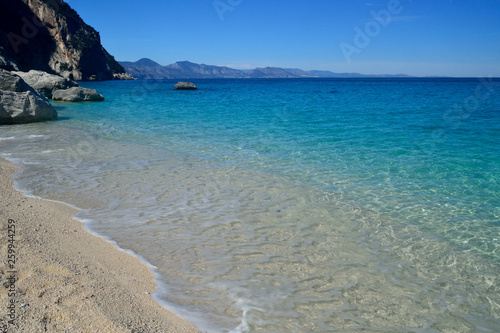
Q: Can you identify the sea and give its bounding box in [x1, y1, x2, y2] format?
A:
[1, 78, 499, 332]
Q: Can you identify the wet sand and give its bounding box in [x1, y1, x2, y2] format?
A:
[0, 157, 200, 332]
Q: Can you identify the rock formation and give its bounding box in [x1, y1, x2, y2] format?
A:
[173, 82, 197, 90]
[0, 69, 58, 124]
[13, 70, 79, 98]
[0, 0, 133, 81]
[52, 87, 104, 102]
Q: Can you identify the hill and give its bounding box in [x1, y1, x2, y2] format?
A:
[120, 58, 410, 79]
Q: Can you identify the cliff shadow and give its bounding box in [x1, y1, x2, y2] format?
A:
[0, 0, 57, 73]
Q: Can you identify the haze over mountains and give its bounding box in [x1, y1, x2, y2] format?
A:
[119, 58, 410, 80]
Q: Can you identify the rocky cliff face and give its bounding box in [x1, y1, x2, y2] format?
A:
[0, 0, 132, 81]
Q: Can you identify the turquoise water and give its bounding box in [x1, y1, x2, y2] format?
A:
[1, 78, 499, 332]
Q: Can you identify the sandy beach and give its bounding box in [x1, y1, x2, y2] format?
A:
[0, 157, 200, 332]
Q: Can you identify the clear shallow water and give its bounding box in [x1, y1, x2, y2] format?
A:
[1, 78, 499, 332]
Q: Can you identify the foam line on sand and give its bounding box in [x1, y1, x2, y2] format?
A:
[0, 157, 200, 333]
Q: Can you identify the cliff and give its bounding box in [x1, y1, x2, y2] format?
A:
[0, 0, 132, 81]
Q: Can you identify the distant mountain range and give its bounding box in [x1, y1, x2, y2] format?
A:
[119, 58, 410, 80]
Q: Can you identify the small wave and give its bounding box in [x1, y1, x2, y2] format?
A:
[229, 304, 265, 333]
[41, 149, 64, 154]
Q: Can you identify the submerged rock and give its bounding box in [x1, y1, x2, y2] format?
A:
[173, 82, 197, 90]
[13, 70, 79, 99]
[0, 69, 57, 124]
[52, 87, 104, 102]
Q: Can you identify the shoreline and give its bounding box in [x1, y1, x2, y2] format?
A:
[0, 157, 200, 332]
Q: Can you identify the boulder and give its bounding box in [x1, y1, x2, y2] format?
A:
[52, 87, 104, 102]
[0, 69, 32, 92]
[13, 70, 79, 99]
[173, 82, 197, 90]
[0, 69, 58, 125]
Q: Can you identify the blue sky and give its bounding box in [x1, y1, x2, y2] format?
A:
[66, 0, 500, 77]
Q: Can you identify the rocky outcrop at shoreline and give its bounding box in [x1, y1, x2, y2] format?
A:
[13, 70, 79, 99]
[0, 0, 133, 81]
[53, 86, 104, 102]
[0, 0, 134, 124]
[1, 68, 108, 124]
[0, 69, 57, 124]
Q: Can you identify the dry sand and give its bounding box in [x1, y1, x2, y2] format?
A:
[0, 157, 200, 332]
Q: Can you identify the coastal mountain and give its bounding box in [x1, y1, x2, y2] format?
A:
[166, 61, 247, 79]
[0, 0, 132, 81]
[120, 59, 246, 79]
[118, 58, 170, 80]
[120, 58, 410, 80]
[246, 67, 300, 79]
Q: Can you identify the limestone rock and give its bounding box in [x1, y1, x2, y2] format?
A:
[113, 72, 137, 80]
[0, 69, 32, 92]
[173, 82, 197, 90]
[0, 69, 57, 124]
[13, 70, 79, 99]
[0, 0, 131, 81]
[52, 87, 104, 102]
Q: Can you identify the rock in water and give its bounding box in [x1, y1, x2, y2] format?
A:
[173, 82, 197, 90]
[0, 69, 57, 124]
[52, 87, 104, 102]
[13, 70, 79, 99]
[0, 90, 57, 124]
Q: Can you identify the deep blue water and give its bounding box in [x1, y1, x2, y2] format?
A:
[1, 78, 499, 332]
